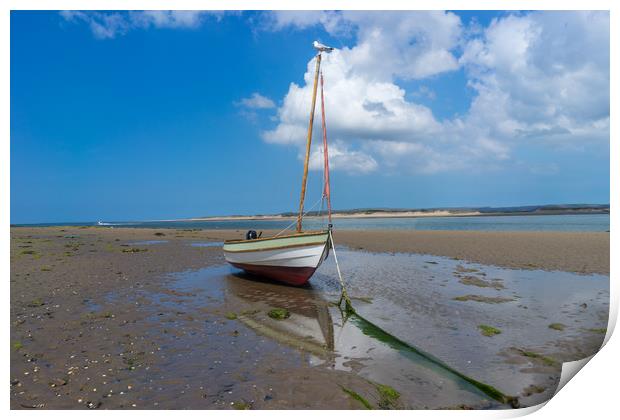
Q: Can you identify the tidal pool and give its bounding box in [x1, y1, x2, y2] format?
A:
[139, 247, 608, 408]
[190, 242, 224, 248]
[313, 248, 609, 406]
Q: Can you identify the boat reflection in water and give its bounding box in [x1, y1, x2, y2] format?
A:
[223, 270, 515, 409]
[225, 271, 335, 357]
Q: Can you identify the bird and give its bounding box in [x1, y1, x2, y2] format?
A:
[313, 41, 334, 53]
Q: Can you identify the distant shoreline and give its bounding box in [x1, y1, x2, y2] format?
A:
[177, 209, 609, 222]
[180, 210, 481, 222]
[10, 206, 610, 226]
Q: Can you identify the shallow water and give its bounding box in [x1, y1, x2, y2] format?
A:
[226, 275, 507, 408]
[138, 248, 608, 408]
[125, 240, 168, 246]
[314, 249, 608, 404]
[190, 242, 224, 247]
[17, 213, 610, 232]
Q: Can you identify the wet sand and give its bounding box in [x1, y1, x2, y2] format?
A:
[332, 230, 609, 275]
[10, 227, 378, 409]
[10, 227, 609, 409]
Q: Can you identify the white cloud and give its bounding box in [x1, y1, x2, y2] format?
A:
[309, 142, 378, 174]
[264, 11, 340, 31]
[263, 50, 442, 145]
[262, 11, 609, 174]
[265, 11, 462, 80]
[59, 11, 214, 39]
[459, 12, 609, 144]
[130, 11, 208, 29]
[235, 93, 276, 109]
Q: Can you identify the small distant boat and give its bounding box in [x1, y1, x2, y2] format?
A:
[224, 41, 335, 286]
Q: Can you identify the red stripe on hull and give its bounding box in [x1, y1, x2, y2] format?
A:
[229, 262, 317, 286]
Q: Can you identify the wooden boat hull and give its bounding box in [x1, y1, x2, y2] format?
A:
[223, 231, 329, 286]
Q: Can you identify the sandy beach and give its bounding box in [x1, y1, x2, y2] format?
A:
[10, 226, 609, 409]
[333, 230, 610, 275]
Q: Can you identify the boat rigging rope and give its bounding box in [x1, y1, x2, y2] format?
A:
[328, 230, 353, 312]
[274, 196, 323, 238]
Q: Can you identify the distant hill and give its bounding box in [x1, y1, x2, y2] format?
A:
[474, 204, 609, 214]
[201, 203, 609, 219]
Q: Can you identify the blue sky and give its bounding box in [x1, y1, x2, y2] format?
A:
[11, 11, 609, 223]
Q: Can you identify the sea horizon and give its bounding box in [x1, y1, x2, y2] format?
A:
[10, 202, 610, 226]
[12, 212, 610, 233]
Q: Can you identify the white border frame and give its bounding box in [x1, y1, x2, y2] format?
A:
[3, 2, 616, 420]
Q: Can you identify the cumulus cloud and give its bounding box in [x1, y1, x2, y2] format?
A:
[266, 11, 462, 80]
[59, 11, 215, 39]
[460, 12, 609, 141]
[235, 93, 276, 109]
[261, 11, 609, 174]
[309, 142, 378, 174]
[263, 11, 342, 32]
[263, 50, 441, 146]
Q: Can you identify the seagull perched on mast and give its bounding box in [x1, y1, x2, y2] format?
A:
[313, 41, 334, 53]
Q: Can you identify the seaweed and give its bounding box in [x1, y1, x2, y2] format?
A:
[232, 401, 251, 410]
[85, 311, 115, 320]
[459, 276, 504, 290]
[27, 298, 45, 307]
[121, 248, 148, 253]
[453, 295, 513, 304]
[267, 308, 290, 320]
[376, 383, 400, 409]
[343, 307, 518, 407]
[515, 348, 557, 366]
[455, 265, 479, 273]
[478, 325, 502, 337]
[548, 323, 566, 331]
[340, 387, 372, 409]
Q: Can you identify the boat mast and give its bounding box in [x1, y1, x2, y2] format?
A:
[296, 52, 322, 232]
[320, 71, 332, 225]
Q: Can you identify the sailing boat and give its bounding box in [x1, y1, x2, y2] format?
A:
[223, 41, 335, 286]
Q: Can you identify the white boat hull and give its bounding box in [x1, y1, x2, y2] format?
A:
[223, 231, 329, 285]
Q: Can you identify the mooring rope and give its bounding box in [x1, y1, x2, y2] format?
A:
[328, 230, 353, 312]
[327, 230, 518, 407]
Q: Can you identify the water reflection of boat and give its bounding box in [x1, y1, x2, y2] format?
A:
[223, 272, 514, 408]
[225, 273, 334, 356]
